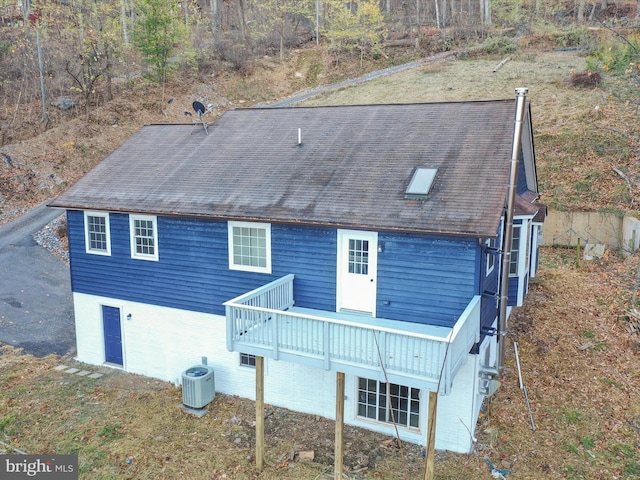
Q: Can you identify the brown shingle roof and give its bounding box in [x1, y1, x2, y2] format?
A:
[515, 190, 545, 222]
[49, 101, 536, 237]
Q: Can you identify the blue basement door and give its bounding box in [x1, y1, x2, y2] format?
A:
[102, 305, 123, 365]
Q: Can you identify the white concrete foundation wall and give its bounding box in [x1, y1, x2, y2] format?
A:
[75, 293, 249, 390]
[433, 353, 479, 452]
[73, 293, 336, 413]
[473, 329, 499, 430]
[344, 353, 483, 453]
[73, 293, 481, 453]
[73, 293, 108, 367]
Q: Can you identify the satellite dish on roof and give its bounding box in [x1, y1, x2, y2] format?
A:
[190, 99, 215, 134]
[193, 101, 206, 115]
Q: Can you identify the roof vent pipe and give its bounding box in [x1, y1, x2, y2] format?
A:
[297, 128, 302, 147]
[497, 87, 528, 373]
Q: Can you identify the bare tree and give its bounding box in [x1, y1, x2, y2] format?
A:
[120, 0, 131, 44]
[577, 0, 586, 22]
[55, 0, 124, 119]
[24, 5, 49, 125]
[254, 0, 314, 61]
[66, 39, 111, 121]
[237, 0, 248, 42]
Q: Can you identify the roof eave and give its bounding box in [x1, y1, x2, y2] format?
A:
[47, 202, 497, 238]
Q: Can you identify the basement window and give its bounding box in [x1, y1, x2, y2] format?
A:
[357, 378, 420, 429]
[240, 353, 256, 368]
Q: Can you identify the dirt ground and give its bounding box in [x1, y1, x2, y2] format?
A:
[1, 245, 639, 479]
[86, 366, 429, 476]
[2, 41, 639, 225]
[1, 26, 639, 479]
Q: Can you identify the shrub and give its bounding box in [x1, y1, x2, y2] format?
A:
[483, 36, 518, 55]
[569, 70, 602, 88]
[213, 39, 254, 74]
[588, 34, 640, 74]
[554, 26, 593, 49]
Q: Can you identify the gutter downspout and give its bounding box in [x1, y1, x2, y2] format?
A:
[497, 87, 528, 371]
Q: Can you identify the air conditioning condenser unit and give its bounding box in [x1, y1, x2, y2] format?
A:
[182, 365, 215, 409]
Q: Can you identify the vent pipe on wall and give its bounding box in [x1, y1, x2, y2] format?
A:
[497, 87, 528, 372]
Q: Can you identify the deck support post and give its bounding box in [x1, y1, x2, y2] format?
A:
[423, 390, 438, 480]
[255, 356, 265, 471]
[334, 371, 345, 480]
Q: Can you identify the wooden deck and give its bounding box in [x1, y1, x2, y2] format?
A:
[224, 274, 480, 394]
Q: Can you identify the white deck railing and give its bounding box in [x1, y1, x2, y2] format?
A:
[224, 274, 480, 394]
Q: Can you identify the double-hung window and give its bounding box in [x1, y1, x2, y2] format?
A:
[228, 221, 271, 273]
[84, 211, 111, 255]
[130, 214, 158, 261]
[357, 378, 420, 429]
[509, 225, 521, 276]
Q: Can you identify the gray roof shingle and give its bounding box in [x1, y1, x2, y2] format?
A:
[49, 101, 538, 237]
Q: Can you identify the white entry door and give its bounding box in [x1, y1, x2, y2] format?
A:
[337, 230, 378, 315]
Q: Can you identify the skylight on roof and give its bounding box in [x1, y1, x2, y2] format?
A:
[406, 168, 438, 198]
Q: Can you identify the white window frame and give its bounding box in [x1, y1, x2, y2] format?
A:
[356, 378, 421, 431]
[239, 353, 256, 368]
[84, 211, 111, 256]
[129, 214, 158, 261]
[485, 237, 496, 276]
[523, 220, 531, 276]
[509, 224, 521, 276]
[228, 221, 272, 274]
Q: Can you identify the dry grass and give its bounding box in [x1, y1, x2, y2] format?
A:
[1, 26, 640, 480]
[1, 247, 639, 479]
[2, 34, 638, 221]
[475, 248, 640, 479]
[303, 48, 639, 214]
[0, 346, 426, 479]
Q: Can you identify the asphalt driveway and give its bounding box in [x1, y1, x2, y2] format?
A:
[0, 203, 75, 357]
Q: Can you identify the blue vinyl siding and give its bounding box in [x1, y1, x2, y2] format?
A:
[480, 256, 500, 335]
[375, 233, 477, 327]
[69, 211, 227, 313]
[68, 211, 338, 315]
[517, 153, 529, 194]
[275, 225, 336, 311]
[68, 210, 484, 328]
[479, 223, 502, 335]
[508, 277, 519, 306]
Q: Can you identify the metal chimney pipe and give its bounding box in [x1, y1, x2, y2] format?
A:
[497, 87, 529, 372]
